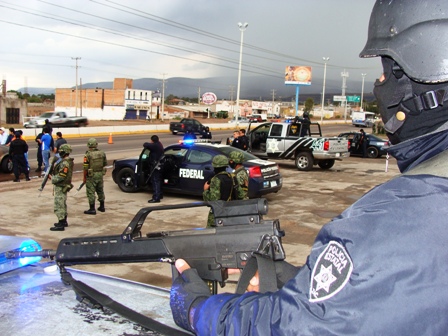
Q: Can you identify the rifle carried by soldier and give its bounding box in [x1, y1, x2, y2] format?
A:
[38, 156, 59, 196]
[73, 182, 85, 196]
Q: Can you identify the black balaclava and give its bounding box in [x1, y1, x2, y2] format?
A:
[374, 57, 448, 145]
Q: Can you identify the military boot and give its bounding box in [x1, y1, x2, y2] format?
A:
[97, 201, 105, 212]
[84, 203, 96, 215]
[50, 219, 66, 231]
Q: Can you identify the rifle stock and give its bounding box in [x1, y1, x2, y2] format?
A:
[10, 199, 286, 290]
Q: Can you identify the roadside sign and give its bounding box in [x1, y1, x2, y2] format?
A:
[333, 95, 346, 102]
[202, 92, 217, 105]
[346, 95, 360, 103]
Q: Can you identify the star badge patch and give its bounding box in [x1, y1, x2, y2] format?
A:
[266, 139, 279, 153]
[309, 241, 353, 302]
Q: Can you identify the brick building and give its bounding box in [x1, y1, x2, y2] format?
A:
[55, 78, 155, 120]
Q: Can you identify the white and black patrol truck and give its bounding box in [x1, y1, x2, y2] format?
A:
[247, 121, 350, 171]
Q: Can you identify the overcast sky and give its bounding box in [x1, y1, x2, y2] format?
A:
[0, 0, 381, 95]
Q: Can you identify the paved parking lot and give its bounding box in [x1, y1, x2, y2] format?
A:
[0, 155, 400, 290]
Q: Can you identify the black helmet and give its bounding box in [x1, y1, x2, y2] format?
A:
[360, 0, 448, 145]
[360, 0, 448, 83]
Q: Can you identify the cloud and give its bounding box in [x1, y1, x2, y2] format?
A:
[0, 0, 380, 96]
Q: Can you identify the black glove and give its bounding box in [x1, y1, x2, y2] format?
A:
[275, 261, 299, 287]
[170, 268, 211, 333]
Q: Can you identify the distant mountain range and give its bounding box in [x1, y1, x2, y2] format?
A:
[18, 75, 376, 103]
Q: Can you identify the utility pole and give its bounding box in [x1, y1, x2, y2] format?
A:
[271, 89, 276, 117]
[161, 73, 167, 121]
[198, 86, 201, 114]
[229, 85, 235, 119]
[72, 57, 81, 117]
[341, 69, 349, 102]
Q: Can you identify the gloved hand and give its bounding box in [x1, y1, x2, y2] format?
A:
[170, 259, 211, 333]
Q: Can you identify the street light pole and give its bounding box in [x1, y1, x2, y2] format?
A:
[236, 22, 248, 127]
[360, 73, 367, 112]
[320, 57, 329, 124]
[72, 57, 81, 117]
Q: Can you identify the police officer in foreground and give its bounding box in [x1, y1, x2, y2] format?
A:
[170, 1, 448, 334]
[83, 138, 107, 215]
[50, 144, 74, 231]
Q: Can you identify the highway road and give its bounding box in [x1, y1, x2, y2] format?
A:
[1, 124, 371, 182]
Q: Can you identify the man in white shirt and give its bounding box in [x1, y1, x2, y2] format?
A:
[0, 127, 7, 145]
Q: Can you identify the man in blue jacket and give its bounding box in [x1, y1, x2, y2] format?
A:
[170, 1, 448, 335]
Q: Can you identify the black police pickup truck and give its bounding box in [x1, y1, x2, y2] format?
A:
[169, 118, 207, 135]
[112, 140, 282, 198]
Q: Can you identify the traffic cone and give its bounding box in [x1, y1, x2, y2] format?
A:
[108, 133, 113, 144]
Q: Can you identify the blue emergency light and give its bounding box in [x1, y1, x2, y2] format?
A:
[0, 236, 42, 274]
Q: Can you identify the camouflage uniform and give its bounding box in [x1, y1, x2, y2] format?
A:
[203, 155, 235, 227]
[229, 151, 249, 200]
[83, 138, 107, 214]
[50, 144, 74, 231]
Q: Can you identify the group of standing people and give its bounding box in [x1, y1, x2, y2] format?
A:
[50, 137, 107, 231]
[230, 129, 248, 151]
[8, 129, 30, 182]
[0, 127, 15, 145]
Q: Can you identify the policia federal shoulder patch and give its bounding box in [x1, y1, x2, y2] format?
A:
[309, 241, 353, 302]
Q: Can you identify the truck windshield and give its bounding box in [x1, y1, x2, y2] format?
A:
[40, 112, 56, 118]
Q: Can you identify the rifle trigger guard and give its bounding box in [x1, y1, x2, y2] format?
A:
[254, 234, 286, 261]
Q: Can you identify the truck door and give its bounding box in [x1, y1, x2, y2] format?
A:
[248, 123, 272, 155]
[265, 124, 285, 157]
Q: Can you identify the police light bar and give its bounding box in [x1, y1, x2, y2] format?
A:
[178, 139, 222, 145]
[0, 236, 43, 274]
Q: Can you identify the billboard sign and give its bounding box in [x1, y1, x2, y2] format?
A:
[285, 66, 312, 85]
[202, 92, 217, 105]
[333, 95, 347, 102]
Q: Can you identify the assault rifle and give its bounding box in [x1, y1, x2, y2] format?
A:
[7, 199, 285, 292]
[38, 156, 59, 196]
[7, 199, 285, 335]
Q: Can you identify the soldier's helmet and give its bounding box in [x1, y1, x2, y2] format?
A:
[212, 154, 229, 168]
[59, 144, 72, 155]
[87, 138, 98, 148]
[229, 151, 244, 164]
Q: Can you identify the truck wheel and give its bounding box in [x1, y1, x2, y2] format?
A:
[1, 156, 12, 173]
[318, 159, 335, 170]
[172, 131, 178, 135]
[116, 167, 138, 193]
[295, 152, 313, 171]
[367, 146, 379, 158]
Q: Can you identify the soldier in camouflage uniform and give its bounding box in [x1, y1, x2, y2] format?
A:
[203, 155, 236, 228]
[83, 138, 107, 215]
[229, 151, 249, 200]
[50, 144, 74, 231]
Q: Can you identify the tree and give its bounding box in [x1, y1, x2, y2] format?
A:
[364, 101, 379, 114]
[304, 97, 314, 113]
